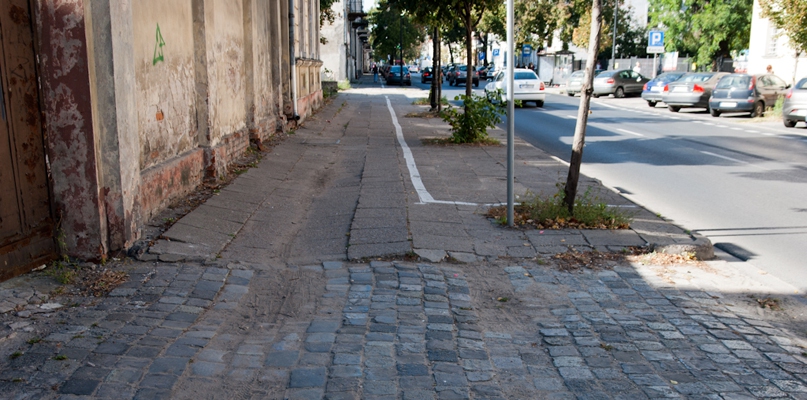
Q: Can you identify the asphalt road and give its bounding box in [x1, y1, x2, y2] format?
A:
[410, 73, 807, 291]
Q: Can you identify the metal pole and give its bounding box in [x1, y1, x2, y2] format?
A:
[506, 0, 514, 227]
[611, 0, 617, 69]
[400, 12, 404, 84]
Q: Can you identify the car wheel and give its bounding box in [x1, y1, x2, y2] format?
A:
[710, 107, 721, 117]
[474, 81, 479, 87]
[647, 101, 657, 107]
[614, 87, 625, 98]
[536, 100, 544, 107]
[750, 101, 764, 118]
[784, 119, 797, 128]
[668, 106, 681, 112]
[567, 92, 574, 97]
[592, 93, 600, 98]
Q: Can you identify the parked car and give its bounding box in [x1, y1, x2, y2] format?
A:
[566, 69, 605, 96]
[420, 67, 442, 84]
[708, 73, 789, 118]
[385, 66, 412, 86]
[484, 68, 545, 107]
[475, 65, 489, 81]
[641, 71, 686, 107]
[450, 65, 479, 87]
[783, 77, 807, 127]
[662, 72, 728, 112]
[591, 69, 649, 98]
[445, 65, 457, 85]
[380, 64, 391, 79]
[408, 64, 419, 73]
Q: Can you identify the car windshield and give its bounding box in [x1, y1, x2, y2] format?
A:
[514, 72, 538, 80]
[716, 75, 751, 89]
[679, 73, 713, 83]
[597, 71, 616, 78]
[796, 78, 807, 89]
[390, 66, 409, 74]
[459, 66, 468, 71]
[654, 72, 684, 82]
[570, 71, 585, 78]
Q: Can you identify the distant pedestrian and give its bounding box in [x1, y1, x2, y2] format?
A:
[528, 62, 534, 71]
[766, 64, 774, 74]
[372, 64, 378, 83]
[633, 62, 641, 74]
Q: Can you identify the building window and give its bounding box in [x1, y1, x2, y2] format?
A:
[766, 25, 778, 57]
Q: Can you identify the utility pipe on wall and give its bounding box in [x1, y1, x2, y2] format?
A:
[289, 0, 300, 120]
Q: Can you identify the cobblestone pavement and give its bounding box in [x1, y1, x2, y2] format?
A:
[2, 258, 807, 399]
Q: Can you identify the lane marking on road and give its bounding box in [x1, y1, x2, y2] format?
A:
[551, 155, 570, 166]
[731, 127, 743, 131]
[563, 115, 577, 119]
[618, 128, 644, 137]
[746, 130, 758, 133]
[762, 132, 776, 136]
[385, 96, 493, 207]
[700, 151, 748, 164]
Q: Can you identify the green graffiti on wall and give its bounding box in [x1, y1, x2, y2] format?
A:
[153, 24, 166, 65]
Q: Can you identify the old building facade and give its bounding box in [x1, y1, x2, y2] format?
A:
[0, 0, 323, 280]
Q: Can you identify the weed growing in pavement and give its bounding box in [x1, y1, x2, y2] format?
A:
[337, 80, 351, 90]
[413, 96, 449, 106]
[487, 183, 633, 229]
[771, 95, 784, 118]
[441, 91, 505, 144]
[52, 355, 67, 361]
[26, 337, 41, 345]
[9, 351, 22, 359]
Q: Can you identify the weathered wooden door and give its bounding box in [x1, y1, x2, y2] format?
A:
[0, 0, 56, 281]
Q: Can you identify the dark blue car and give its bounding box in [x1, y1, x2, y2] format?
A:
[641, 72, 685, 107]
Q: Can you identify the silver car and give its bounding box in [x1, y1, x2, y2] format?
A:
[662, 72, 728, 112]
[567, 70, 605, 96]
[592, 69, 649, 98]
[783, 77, 807, 127]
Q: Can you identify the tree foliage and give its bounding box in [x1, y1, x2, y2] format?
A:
[649, 0, 753, 69]
[320, 0, 338, 26]
[573, 2, 647, 57]
[368, 0, 427, 63]
[758, 0, 807, 55]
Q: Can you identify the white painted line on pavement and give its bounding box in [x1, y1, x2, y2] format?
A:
[731, 127, 743, 131]
[701, 151, 747, 164]
[762, 132, 776, 136]
[563, 115, 577, 119]
[746, 130, 758, 133]
[384, 96, 482, 207]
[618, 128, 644, 137]
[551, 155, 570, 166]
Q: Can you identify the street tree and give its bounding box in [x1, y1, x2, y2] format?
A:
[759, 0, 807, 82]
[649, 0, 752, 70]
[565, 0, 604, 214]
[573, 2, 648, 58]
[368, 0, 426, 65]
[389, 0, 457, 111]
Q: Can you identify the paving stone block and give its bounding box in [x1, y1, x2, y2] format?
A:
[289, 367, 327, 388]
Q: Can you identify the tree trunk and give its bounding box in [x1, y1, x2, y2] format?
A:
[431, 26, 438, 111]
[465, 1, 473, 99]
[437, 32, 443, 112]
[564, 0, 603, 214]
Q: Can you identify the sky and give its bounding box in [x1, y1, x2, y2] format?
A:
[364, 0, 377, 13]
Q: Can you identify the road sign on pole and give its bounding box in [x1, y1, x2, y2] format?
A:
[493, 49, 500, 57]
[647, 30, 664, 53]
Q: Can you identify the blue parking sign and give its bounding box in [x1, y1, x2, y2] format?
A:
[493, 49, 500, 56]
[479, 52, 485, 61]
[648, 31, 664, 47]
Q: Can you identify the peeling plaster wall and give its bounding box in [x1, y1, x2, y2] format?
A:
[33, 0, 106, 259]
[249, 0, 278, 143]
[29, 0, 324, 261]
[132, 1, 197, 171]
[204, 0, 246, 146]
